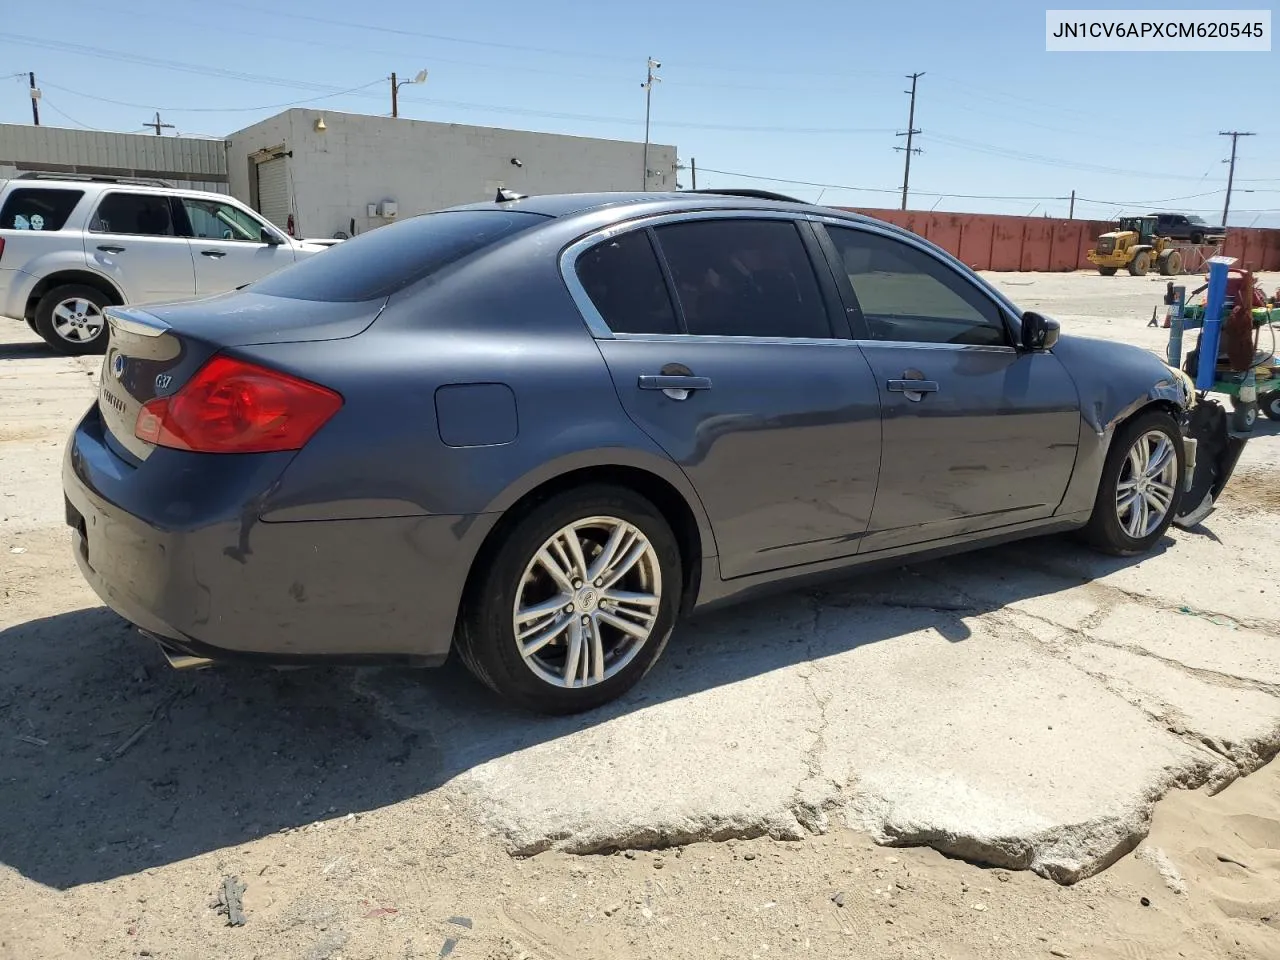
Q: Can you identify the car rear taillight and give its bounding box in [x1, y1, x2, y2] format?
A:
[0, 238, 6, 262]
[134, 355, 342, 453]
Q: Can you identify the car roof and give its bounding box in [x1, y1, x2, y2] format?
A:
[449, 190, 883, 228]
[1, 176, 237, 203]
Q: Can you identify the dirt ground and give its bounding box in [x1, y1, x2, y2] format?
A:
[2, 270, 1280, 960]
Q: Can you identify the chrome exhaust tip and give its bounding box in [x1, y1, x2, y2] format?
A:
[157, 642, 214, 671]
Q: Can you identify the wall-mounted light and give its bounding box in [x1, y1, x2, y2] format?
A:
[510, 157, 523, 168]
[314, 117, 327, 132]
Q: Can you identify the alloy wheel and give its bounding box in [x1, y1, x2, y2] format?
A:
[512, 516, 662, 689]
[1114, 430, 1178, 538]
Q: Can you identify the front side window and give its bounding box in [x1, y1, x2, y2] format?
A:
[825, 226, 1009, 347]
[89, 193, 175, 237]
[575, 229, 679, 335]
[0, 188, 84, 231]
[653, 219, 831, 339]
[181, 198, 271, 242]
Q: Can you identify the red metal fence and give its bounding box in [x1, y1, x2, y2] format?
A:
[842, 208, 1280, 273]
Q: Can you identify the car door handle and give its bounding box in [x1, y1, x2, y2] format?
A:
[200, 249, 227, 258]
[96, 244, 125, 254]
[638, 374, 711, 401]
[887, 378, 939, 402]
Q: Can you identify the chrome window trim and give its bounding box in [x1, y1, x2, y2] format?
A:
[559, 207, 1026, 347]
[855, 339, 1017, 354]
[611, 331, 865, 348]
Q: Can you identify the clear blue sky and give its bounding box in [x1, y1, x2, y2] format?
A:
[3, 0, 1277, 224]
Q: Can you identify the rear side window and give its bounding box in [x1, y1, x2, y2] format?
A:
[252, 210, 547, 302]
[90, 193, 176, 236]
[653, 219, 831, 339]
[0, 188, 84, 231]
[575, 229, 679, 335]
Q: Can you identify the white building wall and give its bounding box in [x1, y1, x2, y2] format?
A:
[227, 110, 677, 240]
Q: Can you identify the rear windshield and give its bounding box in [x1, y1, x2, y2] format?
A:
[0, 187, 84, 231]
[251, 210, 548, 302]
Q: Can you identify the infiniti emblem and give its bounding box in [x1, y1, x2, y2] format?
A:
[111, 353, 126, 379]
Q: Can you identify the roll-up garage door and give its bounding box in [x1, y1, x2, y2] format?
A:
[255, 156, 289, 230]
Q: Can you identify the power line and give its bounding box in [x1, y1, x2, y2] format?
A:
[692, 165, 1276, 211]
[36, 72, 897, 135]
[922, 132, 1220, 182]
[39, 78, 386, 113]
[37, 97, 95, 130]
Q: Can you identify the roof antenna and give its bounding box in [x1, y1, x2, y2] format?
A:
[495, 187, 526, 203]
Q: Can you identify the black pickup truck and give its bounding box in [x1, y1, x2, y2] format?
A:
[1149, 213, 1226, 244]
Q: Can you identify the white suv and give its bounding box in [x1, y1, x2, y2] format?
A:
[0, 173, 329, 354]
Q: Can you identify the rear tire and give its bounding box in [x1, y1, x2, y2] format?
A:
[1158, 250, 1183, 276]
[1128, 252, 1151, 277]
[1084, 409, 1185, 556]
[1190, 231, 1205, 245]
[1098, 266, 1118, 277]
[33, 284, 112, 355]
[455, 485, 682, 714]
[1261, 390, 1280, 422]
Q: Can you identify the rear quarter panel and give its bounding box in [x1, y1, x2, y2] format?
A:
[251, 219, 713, 546]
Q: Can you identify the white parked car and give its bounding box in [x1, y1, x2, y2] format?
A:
[0, 173, 329, 354]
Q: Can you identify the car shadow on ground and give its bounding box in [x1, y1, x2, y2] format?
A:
[0, 339, 58, 360]
[0, 532, 1166, 889]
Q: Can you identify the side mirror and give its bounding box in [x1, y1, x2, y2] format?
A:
[1021, 311, 1060, 351]
[261, 228, 282, 245]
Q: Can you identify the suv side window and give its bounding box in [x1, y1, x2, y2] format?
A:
[180, 197, 272, 243]
[0, 188, 84, 231]
[825, 225, 1009, 347]
[89, 193, 176, 236]
[653, 218, 831, 339]
[575, 229, 680, 335]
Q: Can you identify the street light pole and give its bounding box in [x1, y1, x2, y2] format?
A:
[390, 69, 428, 119]
[641, 57, 661, 190]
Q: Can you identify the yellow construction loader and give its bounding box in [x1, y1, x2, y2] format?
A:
[1088, 215, 1184, 277]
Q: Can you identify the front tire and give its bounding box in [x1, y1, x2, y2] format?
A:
[1084, 409, 1185, 556]
[455, 485, 682, 714]
[1128, 251, 1151, 277]
[1098, 266, 1118, 277]
[33, 284, 112, 355]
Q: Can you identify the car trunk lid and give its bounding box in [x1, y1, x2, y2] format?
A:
[99, 294, 380, 462]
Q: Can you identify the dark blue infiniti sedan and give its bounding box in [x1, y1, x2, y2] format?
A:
[64, 190, 1220, 713]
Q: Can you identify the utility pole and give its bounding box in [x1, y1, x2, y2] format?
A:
[641, 57, 661, 190]
[1219, 130, 1255, 227]
[895, 72, 924, 210]
[690, 157, 696, 190]
[144, 111, 173, 136]
[1068, 189, 1075, 220]
[28, 72, 40, 126]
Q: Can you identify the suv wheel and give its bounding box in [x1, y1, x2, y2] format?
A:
[34, 284, 112, 355]
[456, 485, 682, 714]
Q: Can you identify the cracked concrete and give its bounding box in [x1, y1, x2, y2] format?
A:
[4, 273, 1280, 895]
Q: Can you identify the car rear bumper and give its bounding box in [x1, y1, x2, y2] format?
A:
[63, 404, 496, 665]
